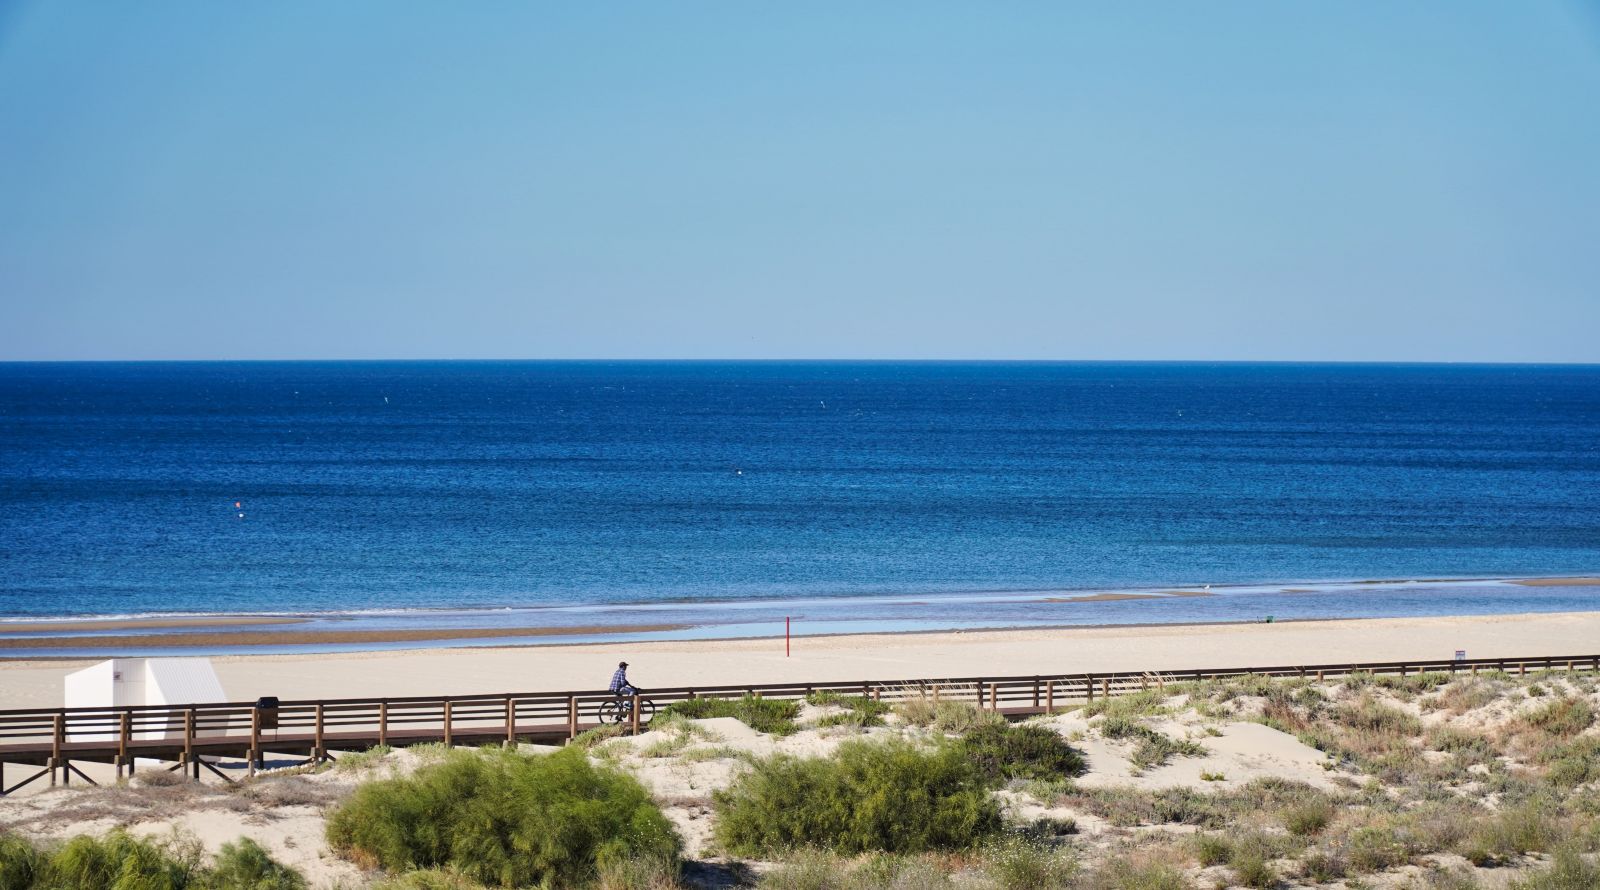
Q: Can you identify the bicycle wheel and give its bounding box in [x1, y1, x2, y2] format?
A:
[597, 699, 623, 725]
[636, 698, 657, 725]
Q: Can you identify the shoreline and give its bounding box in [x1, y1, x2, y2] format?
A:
[3, 574, 1596, 625]
[0, 574, 1593, 660]
[3, 610, 1600, 711]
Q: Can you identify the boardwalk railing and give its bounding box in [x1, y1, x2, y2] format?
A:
[3, 652, 1597, 795]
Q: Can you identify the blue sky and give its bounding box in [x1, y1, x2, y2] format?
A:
[2, 3, 1597, 361]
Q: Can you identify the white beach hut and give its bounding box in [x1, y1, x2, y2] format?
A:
[63, 657, 228, 742]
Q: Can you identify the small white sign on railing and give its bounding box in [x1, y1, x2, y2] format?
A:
[1455, 650, 1467, 661]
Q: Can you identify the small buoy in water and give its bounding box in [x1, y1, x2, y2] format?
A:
[735, 468, 743, 476]
[238, 512, 245, 519]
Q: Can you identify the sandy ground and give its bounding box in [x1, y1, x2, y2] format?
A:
[3, 611, 1599, 710]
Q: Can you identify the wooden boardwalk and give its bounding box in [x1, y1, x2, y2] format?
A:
[3, 652, 1596, 796]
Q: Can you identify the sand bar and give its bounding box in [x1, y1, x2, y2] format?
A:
[0, 616, 307, 635]
[1514, 577, 1600, 587]
[2, 611, 1597, 711]
[0, 623, 688, 652]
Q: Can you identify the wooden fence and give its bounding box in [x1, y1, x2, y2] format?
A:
[3, 651, 1596, 796]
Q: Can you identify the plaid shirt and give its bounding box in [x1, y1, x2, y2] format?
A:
[609, 667, 629, 693]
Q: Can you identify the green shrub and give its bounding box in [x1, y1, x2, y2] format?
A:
[1190, 834, 1231, 867]
[756, 850, 952, 890]
[572, 724, 626, 749]
[366, 870, 490, 890]
[1544, 737, 1600, 786]
[44, 831, 202, 890]
[206, 838, 305, 890]
[1065, 786, 1223, 828]
[658, 695, 800, 735]
[1078, 855, 1193, 890]
[594, 856, 686, 890]
[325, 747, 679, 888]
[1346, 825, 1409, 873]
[1080, 690, 1166, 720]
[1300, 847, 1346, 882]
[1511, 845, 1600, 890]
[0, 832, 305, 890]
[0, 834, 42, 890]
[1457, 803, 1557, 866]
[1523, 697, 1595, 737]
[333, 744, 392, 773]
[805, 692, 891, 728]
[982, 837, 1076, 890]
[931, 701, 1003, 734]
[1281, 799, 1334, 836]
[956, 723, 1085, 784]
[712, 739, 1001, 855]
[1226, 839, 1278, 889]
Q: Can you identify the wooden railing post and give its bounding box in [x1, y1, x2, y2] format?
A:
[184, 708, 196, 780]
[51, 713, 64, 786]
[630, 694, 641, 735]
[1032, 679, 1040, 709]
[1085, 675, 1094, 702]
[248, 708, 260, 777]
[988, 683, 999, 712]
[118, 711, 132, 778]
[567, 696, 578, 741]
[505, 696, 516, 746]
[314, 703, 325, 760]
[442, 700, 453, 747]
[378, 701, 389, 747]
[1046, 680, 1055, 713]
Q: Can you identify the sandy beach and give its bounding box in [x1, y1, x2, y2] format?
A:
[3, 610, 1597, 711]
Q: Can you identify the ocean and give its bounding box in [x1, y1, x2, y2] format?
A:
[1, 361, 1598, 654]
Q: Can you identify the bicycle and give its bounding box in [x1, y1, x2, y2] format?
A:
[597, 691, 656, 727]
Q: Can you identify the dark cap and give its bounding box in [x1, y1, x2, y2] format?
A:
[619, 661, 629, 667]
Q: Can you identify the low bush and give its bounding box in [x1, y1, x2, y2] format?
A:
[712, 739, 1001, 855]
[957, 723, 1086, 784]
[334, 744, 392, 773]
[1522, 697, 1595, 737]
[756, 850, 953, 890]
[806, 691, 896, 726]
[325, 747, 680, 888]
[982, 837, 1077, 890]
[806, 693, 892, 729]
[0, 834, 42, 890]
[1345, 825, 1410, 873]
[1457, 803, 1557, 866]
[1229, 847, 1276, 889]
[43, 831, 202, 890]
[1511, 845, 1600, 890]
[1077, 854, 1193, 890]
[1281, 799, 1334, 836]
[0, 830, 304, 890]
[366, 870, 490, 890]
[1080, 689, 1166, 720]
[209, 838, 306, 890]
[1189, 834, 1230, 867]
[658, 696, 800, 735]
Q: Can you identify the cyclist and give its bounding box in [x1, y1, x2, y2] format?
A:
[608, 661, 637, 698]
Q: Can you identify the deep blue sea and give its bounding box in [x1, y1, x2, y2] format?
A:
[2, 361, 1598, 654]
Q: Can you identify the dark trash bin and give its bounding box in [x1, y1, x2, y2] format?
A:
[255, 696, 280, 731]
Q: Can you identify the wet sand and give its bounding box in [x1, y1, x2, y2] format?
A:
[1515, 577, 1600, 587]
